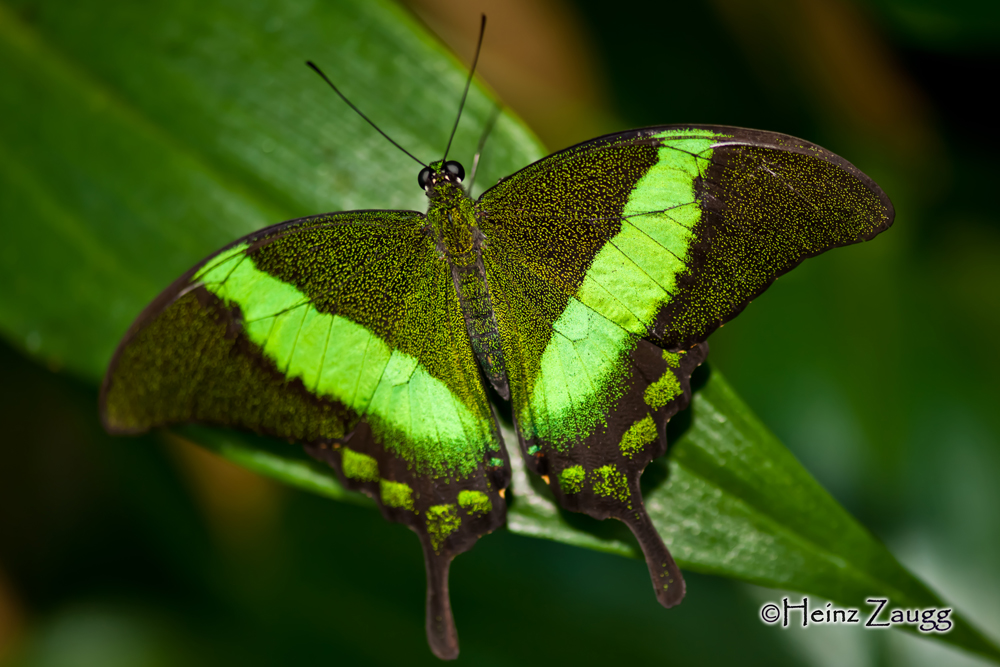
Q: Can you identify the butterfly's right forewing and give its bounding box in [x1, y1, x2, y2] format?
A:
[101, 210, 509, 659]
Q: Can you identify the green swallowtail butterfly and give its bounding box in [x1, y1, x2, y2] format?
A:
[98, 27, 894, 660]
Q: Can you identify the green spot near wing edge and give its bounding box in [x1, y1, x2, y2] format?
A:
[592, 464, 631, 505]
[380, 479, 415, 511]
[194, 244, 492, 477]
[620, 415, 657, 458]
[342, 447, 379, 482]
[663, 350, 682, 368]
[426, 504, 461, 551]
[457, 490, 491, 516]
[558, 465, 586, 494]
[644, 370, 682, 410]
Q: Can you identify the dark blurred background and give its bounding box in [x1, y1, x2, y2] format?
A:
[2, 0, 998, 665]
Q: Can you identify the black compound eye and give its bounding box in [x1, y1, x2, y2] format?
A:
[418, 167, 433, 190]
[443, 161, 465, 182]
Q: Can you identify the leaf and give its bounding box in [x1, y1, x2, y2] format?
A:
[0, 0, 996, 661]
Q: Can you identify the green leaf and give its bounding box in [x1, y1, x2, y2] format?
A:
[0, 0, 996, 661]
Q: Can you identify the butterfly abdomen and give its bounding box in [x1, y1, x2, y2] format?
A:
[451, 256, 509, 400]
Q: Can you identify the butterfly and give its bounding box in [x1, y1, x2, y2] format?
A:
[98, 31, 894, 660]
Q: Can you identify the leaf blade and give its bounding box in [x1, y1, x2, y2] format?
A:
[0, 0, 995, 661]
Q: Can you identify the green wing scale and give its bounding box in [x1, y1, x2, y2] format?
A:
[102, 124, 894, 659]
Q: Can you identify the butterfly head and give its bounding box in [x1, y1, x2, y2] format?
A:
[419, 160, 466, 196]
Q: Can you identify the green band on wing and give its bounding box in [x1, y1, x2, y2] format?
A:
[520, 130, 726, 449]
[521, 298, 635, 450]
[194, 245, 491, 477]
[576, 129, 726, 336]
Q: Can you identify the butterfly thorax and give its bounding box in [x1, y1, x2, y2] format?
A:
[424, 170, 510, 400]
[426, 182, 477, 260]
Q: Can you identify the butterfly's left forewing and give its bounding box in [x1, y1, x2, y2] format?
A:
[100, 210, 509, 659]
[476, 125, 893, 605]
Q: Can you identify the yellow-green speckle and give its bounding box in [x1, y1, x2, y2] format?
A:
[593, 464, 631, 504]
[559, 465, 586, 494]
[620, 415, 658, 457]
[458, 490, 491, 516]
[426, 504, 461, 551]
[380, 479, 415, 511]
[342, 447, 379, 482]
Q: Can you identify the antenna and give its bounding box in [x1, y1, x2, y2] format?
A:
[467, 103, 501, 194]
[442, 14, 487, 163]
[306, 61, 428, 168]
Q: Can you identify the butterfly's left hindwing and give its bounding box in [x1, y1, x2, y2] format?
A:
[100, 210, 509, 659]
[477, 125, 894, 606]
